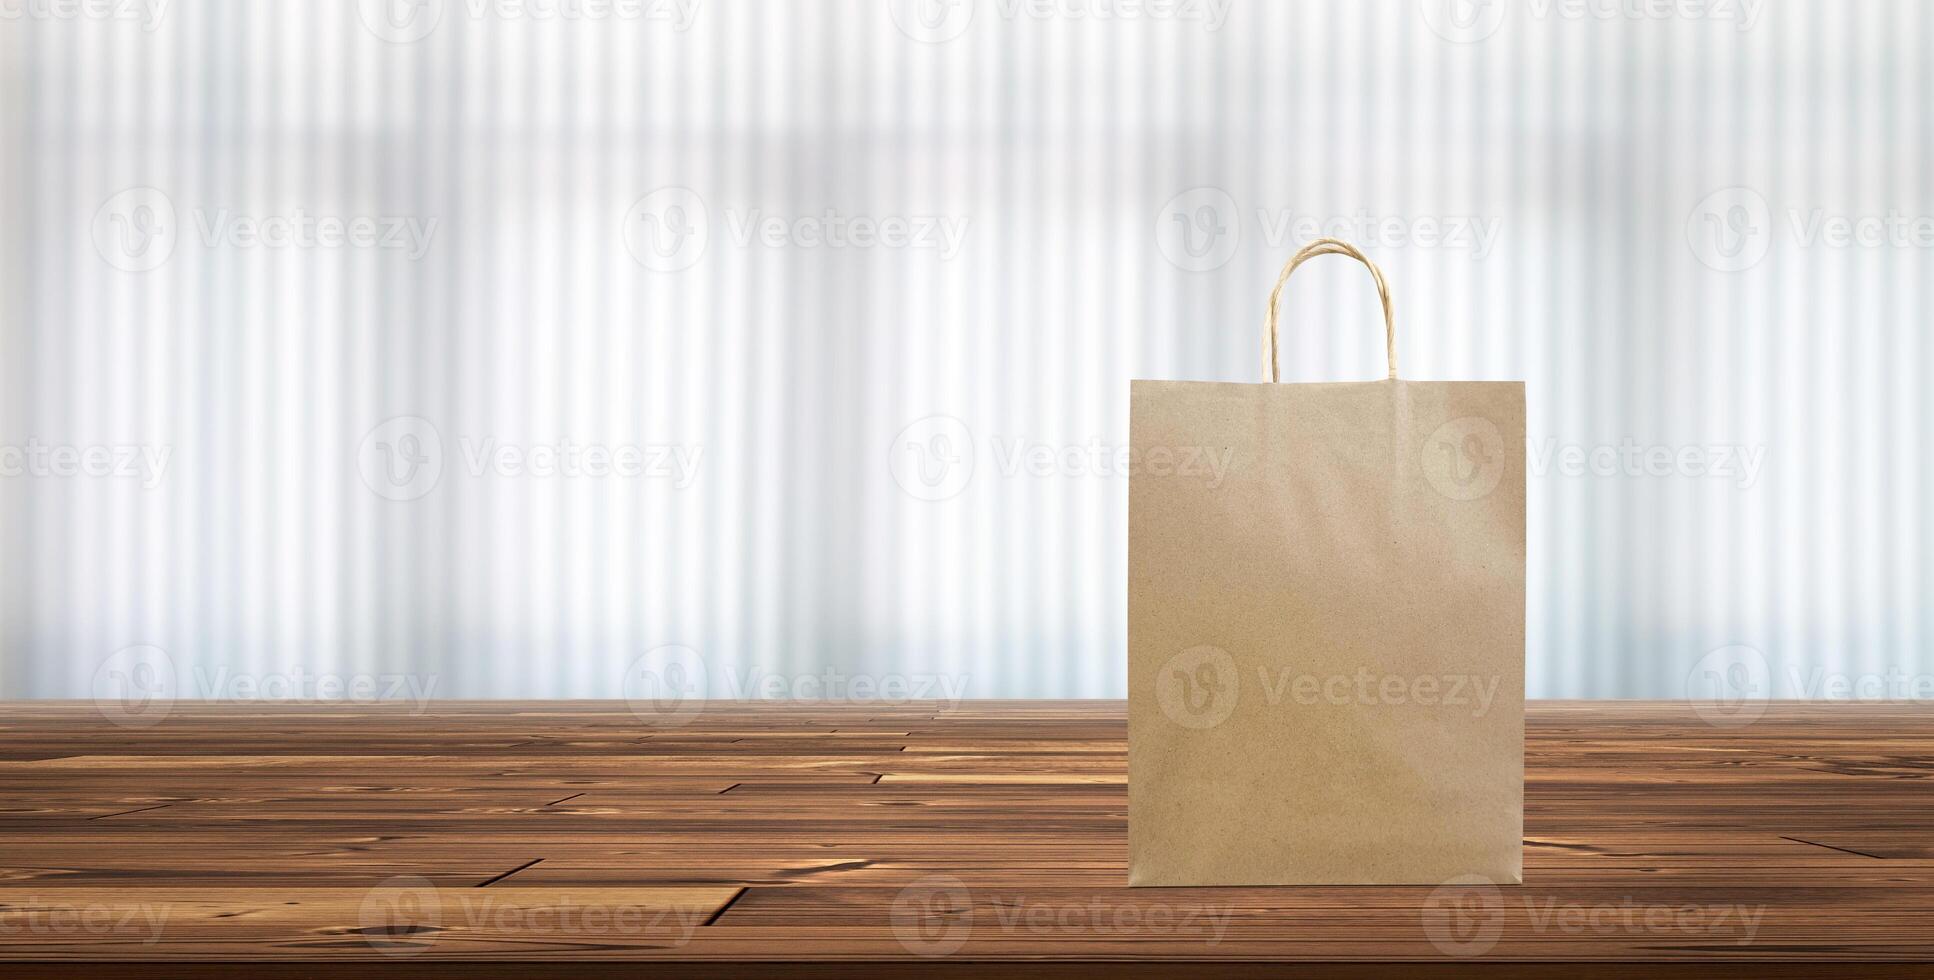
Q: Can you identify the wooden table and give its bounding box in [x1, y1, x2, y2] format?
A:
[1, 700, 1930, 977]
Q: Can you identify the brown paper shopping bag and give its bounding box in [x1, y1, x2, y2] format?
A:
[1128, 239, 1524, 886]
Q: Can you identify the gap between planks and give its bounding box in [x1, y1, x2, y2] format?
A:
[1780, 836, 1889, 860]
[476, 858, 545, 887]
[697, 886, 748, 927]
[88, 804, 174, 821]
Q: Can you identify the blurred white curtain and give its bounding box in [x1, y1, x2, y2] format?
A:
[1, 0, 1928, 699]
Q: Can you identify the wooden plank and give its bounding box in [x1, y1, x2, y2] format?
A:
[0, 886, 741, 957]
[0, 700, 1929, 973]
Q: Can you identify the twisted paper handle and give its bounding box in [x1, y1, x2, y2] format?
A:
[1262, 238, 1397, 382]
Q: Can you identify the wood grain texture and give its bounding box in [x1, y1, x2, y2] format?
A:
[0, 700, 1930, 976]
